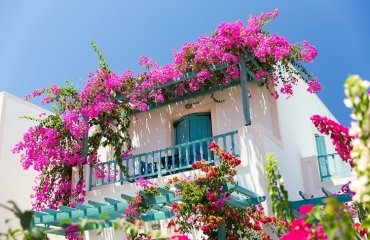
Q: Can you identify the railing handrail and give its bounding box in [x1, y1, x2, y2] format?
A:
[96, 130, 238, 166]
[317, 153, 338, 158]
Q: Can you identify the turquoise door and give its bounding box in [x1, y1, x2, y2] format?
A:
[175, 116, 190, 145]
[315, 135, 329, 180]
[189, 113, 212, 160]
[174, 113, 212, 164]
[188, 113, 212, 142]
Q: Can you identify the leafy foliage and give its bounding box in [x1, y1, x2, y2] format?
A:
[265, 153, 293, 226]
[0, 201, 48, 240]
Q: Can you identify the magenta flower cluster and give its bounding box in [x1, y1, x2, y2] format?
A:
[65, 224, 83, 240]
[310, 115, 353, 165]
[78, 9, 320, 113]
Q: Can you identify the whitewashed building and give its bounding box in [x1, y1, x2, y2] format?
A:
[1, 75, 352, 239]
[77, 76, 352, 239]
[0, 92, 47, 234]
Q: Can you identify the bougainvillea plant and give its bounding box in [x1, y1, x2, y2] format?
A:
[123, 177, 160, 223]
[165, 141, 277, 240]
[13, 9, 321, 211]
[310, 114, 354, 165]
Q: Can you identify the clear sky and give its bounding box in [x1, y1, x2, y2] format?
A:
[1, 1, 369, 126]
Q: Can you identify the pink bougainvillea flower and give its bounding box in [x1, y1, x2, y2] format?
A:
[281, 217, 311, 240]
[300, 40, 318, 62]
[310, 114, 353, 165]
[298, 204, 314, 214]
[307, 78, 322, 93]
[170, 235, 191, 240]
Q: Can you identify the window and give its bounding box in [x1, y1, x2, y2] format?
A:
[315, 135, 330, 180]
[315, 135, 351, 181]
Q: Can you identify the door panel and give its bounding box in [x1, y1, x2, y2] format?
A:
[174, 116, 189, 145]
[189, 113, 212, 161]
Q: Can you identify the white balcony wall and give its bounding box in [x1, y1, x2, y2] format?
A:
[0, 92, 51, 234]
[129, 83, 278, 157]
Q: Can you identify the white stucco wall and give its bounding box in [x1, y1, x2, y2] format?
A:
[273, 80, 347, 198]
[0, 92, 48, 233]
[128, 83, 277, 156]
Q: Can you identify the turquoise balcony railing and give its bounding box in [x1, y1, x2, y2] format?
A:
[318, 153, 352, 181]
[89, 130, 239, 190]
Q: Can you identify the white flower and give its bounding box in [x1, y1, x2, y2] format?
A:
[361, 80, 370, 88]
[343, 99, 353, 108]
[349, 122, 361, 136]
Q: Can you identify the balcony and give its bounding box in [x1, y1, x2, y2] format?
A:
[318, 153, 352, 181]
[89, 130, 239, 190]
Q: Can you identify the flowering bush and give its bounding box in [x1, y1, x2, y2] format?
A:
[311, 114, 353, 165]
[13, 83, 88, 210]
[123, 178, 159, 223]
[166, 142, 276, 240]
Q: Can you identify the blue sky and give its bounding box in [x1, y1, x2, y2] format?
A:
[1, 1, 369, 126]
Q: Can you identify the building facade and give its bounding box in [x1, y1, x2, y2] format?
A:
[78, 80, 351, 239]
[0, 92, 49, 234]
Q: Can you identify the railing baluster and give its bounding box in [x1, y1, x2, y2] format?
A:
[138, 155, 142, 177]
[101, 164, 105, 185]
[89, 165, 93, 190]
[222, 135, 227, 151]
[165, 150, 169, 171]
[172, 148, 175, 170]
[231, 133, 236, 156]
[108, 162, 112, 183]
[178, 146, 182, 168]
[145, 154, 148, 176]
[185, 145, 190, 166]
[125, 158, 129, 180]
[132, 157, 136, 180]
[119, 159, 123, 182]
[152, 152, 155, 175]
[114, 160, 117, 183]
[207, 139, 211, 162]
[199, 140, 204, 161]
[158, 151, 162, 177]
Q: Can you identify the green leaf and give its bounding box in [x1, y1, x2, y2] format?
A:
[20, 211, 33, 230]
[126, 225, 139, 238]
[100, 213, 110, 220]
[59, 218, 72, 226]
